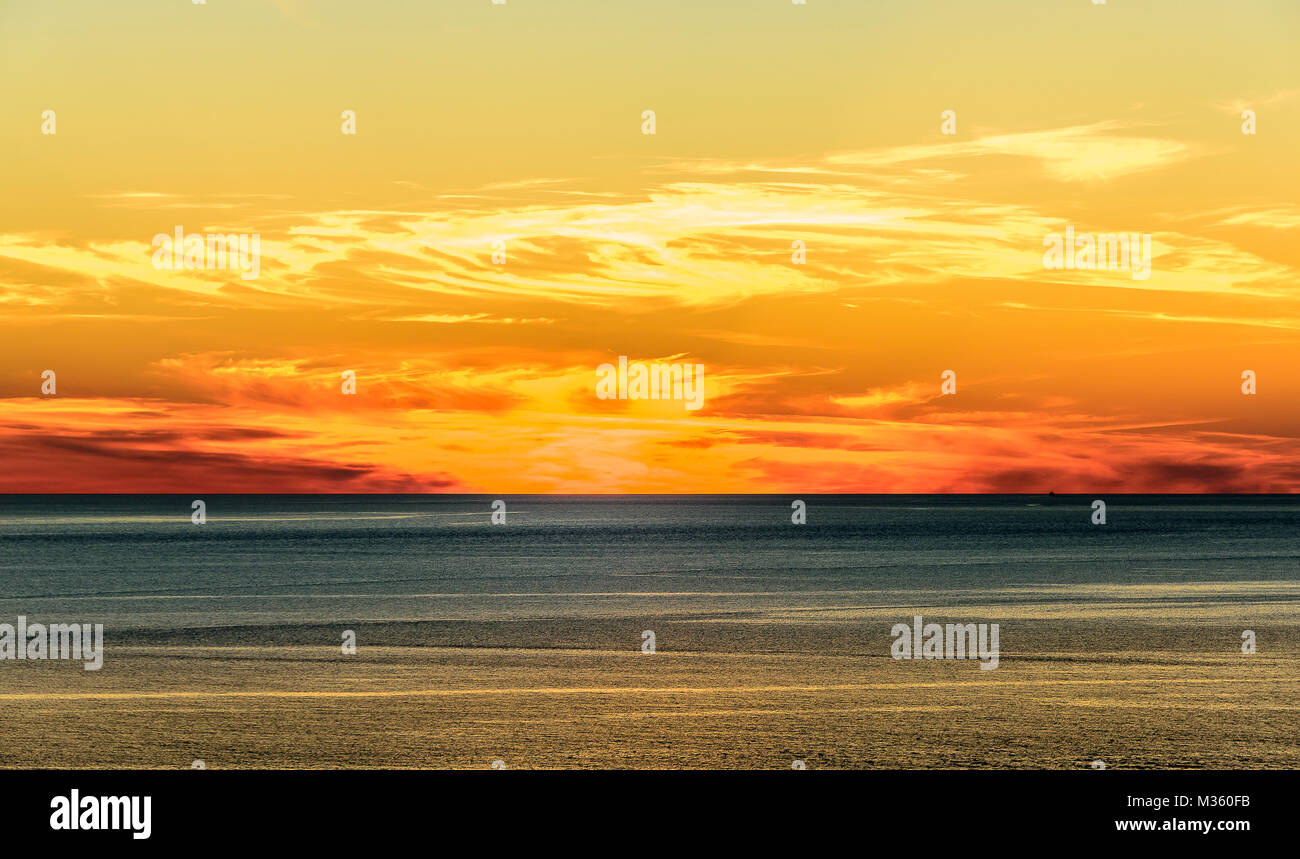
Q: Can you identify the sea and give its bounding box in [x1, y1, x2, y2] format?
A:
[0, 494, 1296, 769]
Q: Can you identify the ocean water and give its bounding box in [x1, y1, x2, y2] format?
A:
[0, 495, 1297, 769]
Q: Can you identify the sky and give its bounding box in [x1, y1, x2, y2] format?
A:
[1, 0, 1298, 493]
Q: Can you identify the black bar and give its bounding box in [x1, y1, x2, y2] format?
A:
[0, 770, 1284, 847]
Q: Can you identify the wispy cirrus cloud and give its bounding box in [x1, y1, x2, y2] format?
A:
[3, 118, 1297, 493]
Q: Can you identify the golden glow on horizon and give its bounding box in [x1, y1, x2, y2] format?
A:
[1, 0, 1298, 492]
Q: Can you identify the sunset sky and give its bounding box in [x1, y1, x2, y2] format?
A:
[2, 0, 1298, 492]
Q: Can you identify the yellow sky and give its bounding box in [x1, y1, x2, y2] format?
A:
[2, 0, 1298, 492]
